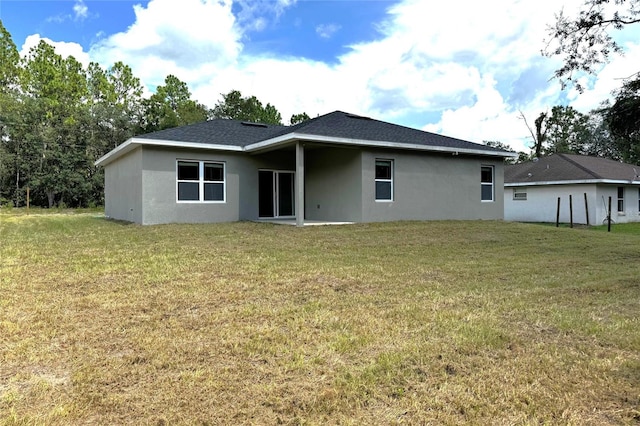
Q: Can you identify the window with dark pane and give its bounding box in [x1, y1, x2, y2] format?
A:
[481, 166, 494, 202]
[617, 186, 624, 212]
[375, 160, 391, 180]
[204, 183, 223, 201]
[375, 159, 393, 201]
[204, 163, 224, 182]
[481, 166, 493, 183]
[176, 160, 225, 202]
[178, 182, 199, 201]
[178, 161, 199, 180]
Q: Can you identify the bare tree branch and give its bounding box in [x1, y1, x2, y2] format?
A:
[543, 0, 640, 91]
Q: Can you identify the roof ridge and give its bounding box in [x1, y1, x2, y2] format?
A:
[556, 153, 603, 179]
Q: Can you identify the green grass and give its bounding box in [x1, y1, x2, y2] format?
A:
[591, 222, 640, 235]
[1, 212, 639, 424]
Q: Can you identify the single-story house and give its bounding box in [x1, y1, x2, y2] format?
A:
[504, 153, 640, 225]
[95, 111, 516, 225]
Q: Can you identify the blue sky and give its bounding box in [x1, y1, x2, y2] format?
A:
[1, 0, 639, 152]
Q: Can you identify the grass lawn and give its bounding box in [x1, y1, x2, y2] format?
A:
[1, 212, 639, 425]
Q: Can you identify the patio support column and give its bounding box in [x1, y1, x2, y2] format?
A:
[295, 141, 305, 227]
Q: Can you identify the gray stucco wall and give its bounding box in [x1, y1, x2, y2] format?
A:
[104, 144, 505, 224]
[305, 147, 363, 222]
[104, 147, 143, 223]
[360, 150, 505, 222]
[140, 146, 258, 225]
[137, 147, 297, 225]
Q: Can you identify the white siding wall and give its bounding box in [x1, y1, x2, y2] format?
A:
[595, 185, 640, 224]
[504, 184, 640, 225]
[504, 184, 597, 224]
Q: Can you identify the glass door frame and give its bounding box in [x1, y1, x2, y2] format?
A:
[258, 169, 296, 219]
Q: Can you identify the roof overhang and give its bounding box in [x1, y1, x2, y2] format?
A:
[505, 179, 640, 187]
[95, 137, 243, 167]
[244, 132, 517, 158]
[96, 132, 517, 167]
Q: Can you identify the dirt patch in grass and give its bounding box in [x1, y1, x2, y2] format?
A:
[1, 215, 639, 424]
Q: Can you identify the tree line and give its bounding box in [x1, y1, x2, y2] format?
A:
[524, 0, 640, 163]
[1, 1, 639, 207]
[493, 94, 639, 165]
[0, 21, 308, 208]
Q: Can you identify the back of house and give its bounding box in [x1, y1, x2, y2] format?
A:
[96, 111, 515, 225]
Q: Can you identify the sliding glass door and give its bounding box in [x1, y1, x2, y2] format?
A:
[259, 170, 295, 218]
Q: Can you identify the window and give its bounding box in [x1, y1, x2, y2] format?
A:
[638, 188, 640, 213]
[375, 159, 393, 201]
[177, 160, 225, 202]
[481, 166, 494, 202]
[513, 188, 527, 201]
[617, 186, 624, 212]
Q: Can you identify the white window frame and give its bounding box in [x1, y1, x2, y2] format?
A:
[513, 187, 527, 201]
[176, 160, 226, 203]
[481, 166, 494, 202]
[638, 188, 640, 214]
[617, 186, 624, 213]
[375, 159, 394, 202]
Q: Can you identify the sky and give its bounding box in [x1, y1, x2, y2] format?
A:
[1, 0, 639, 153]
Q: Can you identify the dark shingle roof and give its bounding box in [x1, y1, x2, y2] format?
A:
[136, 119, 287, 147]
[505, 153, 640, 183]
[267, 111, 502, 153]
[135, 111, 506, 154]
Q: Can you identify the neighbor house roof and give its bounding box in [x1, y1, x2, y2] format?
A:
[505, 153, 640, 186]
[96, 110, 516, 166]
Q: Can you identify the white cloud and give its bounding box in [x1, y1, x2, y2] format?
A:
[20, 0, 640, 146]
[73, 0, 89, 21]
[90, 0, 242, 91]
[569, 42, 640, 111]
[20, 34, 91, 68]
[315, 23, 341, 39]
[235, 0, 297, 32]
[46, 0, 91, 24]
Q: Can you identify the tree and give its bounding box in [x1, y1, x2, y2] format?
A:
[605, 75, 640, 163]
[483, 141, 521, 164]
[580, 112, 622, 159]
[521, 106, 602, 157]
[83, 61, 146, 204]
[211, 90, 283, 125]
[520, 111, 548, 158]
[544, 105, 592, 154]
[544, 0, 640, 91]
[290, 112, 310, 125]
[0, 20, 19, 91]
[0, 20, 20, 203]
[18, 40, 91, 207]
[141, 74, 209, 132]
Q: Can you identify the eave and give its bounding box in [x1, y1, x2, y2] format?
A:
[505, 179, 640, 187]
[243, 132, 517, 158]
[95, 137, 243, 167]
[95, 133, 516, 167]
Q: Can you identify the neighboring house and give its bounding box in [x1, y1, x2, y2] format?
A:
[95, 111, 515, 225]
[504, 153, 640, 225]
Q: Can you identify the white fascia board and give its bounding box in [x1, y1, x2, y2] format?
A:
[505, 179, 640, 187]
[244, 133, 518, 158]
[95, 137, 243, 166]
[96, 132, 517, 167]
[95, 138, 137, 166]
